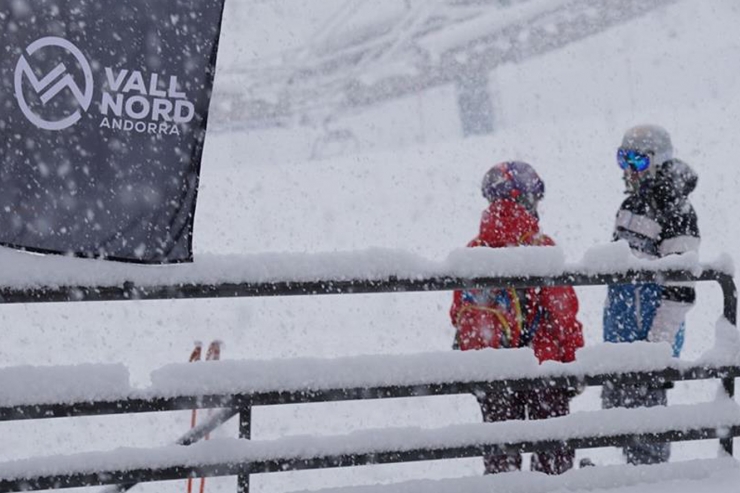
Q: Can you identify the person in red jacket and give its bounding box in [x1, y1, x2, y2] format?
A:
[450, 161, 584, 475]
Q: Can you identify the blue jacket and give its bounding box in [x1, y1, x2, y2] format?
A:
[604, 284, 685, 356]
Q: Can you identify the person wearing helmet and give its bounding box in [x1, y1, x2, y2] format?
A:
[603, 125, 700, 465]
[450, 161, 584, 475]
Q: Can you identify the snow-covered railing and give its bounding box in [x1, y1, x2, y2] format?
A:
[0, 244, 735, 326]
[1, 344, 738, 421]
[0, 244, 735, 492]
[2, 390, 740, 492]
[1, 344, 739, 493]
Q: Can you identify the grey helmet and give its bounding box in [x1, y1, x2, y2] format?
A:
[620, 124, 674, 172]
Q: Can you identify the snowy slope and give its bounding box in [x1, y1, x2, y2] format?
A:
[1, 1, 740, 493]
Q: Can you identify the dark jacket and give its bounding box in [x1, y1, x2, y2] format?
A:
[604, 159, 700, 356]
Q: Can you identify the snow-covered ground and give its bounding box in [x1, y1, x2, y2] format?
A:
[1, 0, 740, 492]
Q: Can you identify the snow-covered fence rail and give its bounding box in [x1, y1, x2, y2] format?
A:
[0, 347, 739, 492]
[1, 346, 739, 422]
[0, 247, 736, 492]
[0, 245, 733, 318]
[2, 400, 740, 493]
[0, 265, 735, 313]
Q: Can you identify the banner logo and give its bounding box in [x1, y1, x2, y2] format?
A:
[99, 67, 195, 136]
[0, 0, 226, 263]
[14, 37, 94, 131]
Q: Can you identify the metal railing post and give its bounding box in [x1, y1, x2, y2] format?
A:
[716, 272, 738, 327]
[721, 377, 735, 456]
[237, 405, 252, 493]
[716, 272, 737, 457]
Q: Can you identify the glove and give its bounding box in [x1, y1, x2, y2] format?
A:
[566, 382, 586, 398]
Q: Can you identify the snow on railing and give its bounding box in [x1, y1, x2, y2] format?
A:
[2, 341, 737, 413]
[0, 242, 733, 305]
[0, 251, 735, 493]
[1, 400, 740, 492]
[1, 340, 739, 493]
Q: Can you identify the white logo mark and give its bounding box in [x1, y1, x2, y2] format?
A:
[14, 37, 94, 131]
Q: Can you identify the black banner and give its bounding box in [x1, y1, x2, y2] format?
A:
[0, 0, 226, 263]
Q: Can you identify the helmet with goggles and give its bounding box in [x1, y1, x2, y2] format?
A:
[617, 124, 673, 174]
[617, 125, 673, 193]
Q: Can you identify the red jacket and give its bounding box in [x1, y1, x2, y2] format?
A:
[450, 199, 584, 363]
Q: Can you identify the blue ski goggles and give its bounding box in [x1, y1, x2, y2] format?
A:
[617, 148, 651, 172]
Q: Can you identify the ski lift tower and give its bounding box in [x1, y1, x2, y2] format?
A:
[214, 0, 677, 137]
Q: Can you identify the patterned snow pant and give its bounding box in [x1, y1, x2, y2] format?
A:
[476, 387, 574, 475]
[602, 381, 670, 465]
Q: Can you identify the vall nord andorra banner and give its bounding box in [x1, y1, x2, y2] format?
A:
[0, 0, 226, 263]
